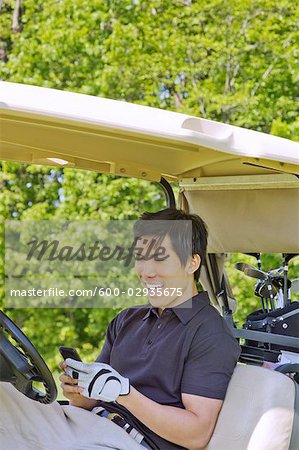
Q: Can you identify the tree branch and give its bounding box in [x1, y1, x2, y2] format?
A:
[199, 96, 206, 118]
[225, 53, 231, 93]
[186, 49, 199, 92]
[227, 11, 262, 93]
[12, 0, 21, 34]
[250, 36, 292, 97]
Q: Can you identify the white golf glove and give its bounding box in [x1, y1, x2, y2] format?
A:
[65, 359, 130, 402]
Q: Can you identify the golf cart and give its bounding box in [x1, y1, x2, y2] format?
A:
[0, 81, 298, 450]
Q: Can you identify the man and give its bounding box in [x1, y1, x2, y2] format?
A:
[60, 208, 240, 450]
[0, 208, 240, 450]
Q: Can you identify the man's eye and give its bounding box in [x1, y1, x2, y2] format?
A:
[153, 252, 169, 261]
[134, 253, 145, 260]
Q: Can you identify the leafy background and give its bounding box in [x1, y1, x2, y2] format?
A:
[0, 0, 298, 392]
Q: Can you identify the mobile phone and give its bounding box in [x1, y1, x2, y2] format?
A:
[59, 346, 82, 362]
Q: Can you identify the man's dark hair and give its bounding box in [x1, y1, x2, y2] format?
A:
[133, 208, 208, 281]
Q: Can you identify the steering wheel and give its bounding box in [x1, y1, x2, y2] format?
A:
[0, 310, 57, 404]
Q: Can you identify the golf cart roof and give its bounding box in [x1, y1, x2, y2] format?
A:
[1, 81, 298, 252]
[1, 81, 298, 180]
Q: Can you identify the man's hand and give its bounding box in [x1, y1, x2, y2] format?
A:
[59, 361, 99, 410]
[65, 359, 130, 402]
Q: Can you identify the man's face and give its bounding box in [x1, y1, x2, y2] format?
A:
[134, 234, 195, 310]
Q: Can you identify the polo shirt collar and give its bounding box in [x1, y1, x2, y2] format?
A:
[142, 291, 210, 324]
[142, 307, 159, 321]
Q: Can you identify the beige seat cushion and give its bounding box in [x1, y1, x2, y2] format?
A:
[206, 364, 295, 450]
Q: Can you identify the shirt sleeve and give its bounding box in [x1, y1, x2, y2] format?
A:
[95, 314, 120, 364]
[181, 330, 240, 400]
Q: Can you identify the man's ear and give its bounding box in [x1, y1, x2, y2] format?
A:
[187, 254, 201, 274]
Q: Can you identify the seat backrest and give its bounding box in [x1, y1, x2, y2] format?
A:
[206, 364, 296, 450]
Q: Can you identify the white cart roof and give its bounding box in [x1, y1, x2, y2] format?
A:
[0, 81, 298, 181]
[1, 82, 298, 252]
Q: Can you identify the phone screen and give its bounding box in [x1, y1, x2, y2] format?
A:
[59, 346, 82, 362]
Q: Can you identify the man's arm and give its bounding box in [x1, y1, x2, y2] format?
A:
[60, 363, 221, 448]
[116, 328, 239, 450]
[60, 361, 222, 448]
[117, 386, 222, 450]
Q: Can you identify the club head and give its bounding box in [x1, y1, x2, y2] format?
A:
[256, 280, 278, 300]
[235, 262, 250, 273]
[244, 266, 268, 280]
[268, 267, 284, 278]
[236, 262, 268, 280]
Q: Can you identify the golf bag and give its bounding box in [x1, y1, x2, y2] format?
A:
[243, 301, 299, 353]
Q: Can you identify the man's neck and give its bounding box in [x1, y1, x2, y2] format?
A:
[158, 283, 198, 316]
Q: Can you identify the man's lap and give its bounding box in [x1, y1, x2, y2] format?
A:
[0, 382, 144, 450]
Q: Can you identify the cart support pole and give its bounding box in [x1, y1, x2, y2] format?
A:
[159, 177, 176, 208]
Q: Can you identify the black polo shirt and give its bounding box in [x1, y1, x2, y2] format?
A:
[96, 292, 240, 450]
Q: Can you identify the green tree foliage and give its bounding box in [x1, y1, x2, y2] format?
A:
[0, 161, 166, 369]
[1, 0, 298, 137]
[0, 0, 298, 374]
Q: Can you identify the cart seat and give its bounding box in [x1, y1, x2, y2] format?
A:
[206, 364, 298, 450]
